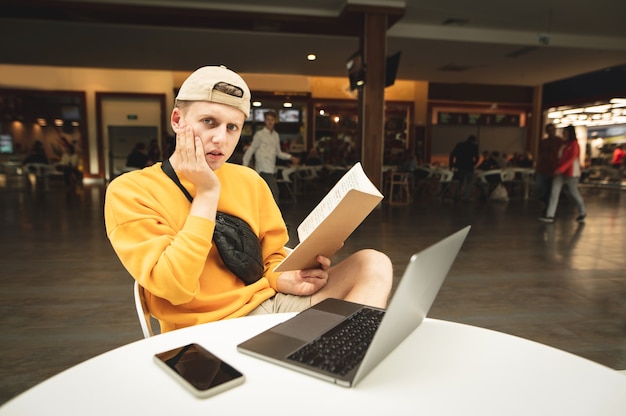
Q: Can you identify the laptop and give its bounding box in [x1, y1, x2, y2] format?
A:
[237, 226, 470, 387]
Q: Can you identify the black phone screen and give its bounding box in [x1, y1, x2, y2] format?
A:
[155, 343, 243, 392]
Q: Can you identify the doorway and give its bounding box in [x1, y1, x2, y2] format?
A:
[108, 125, 159, 176]
[95, 93, 167, 181]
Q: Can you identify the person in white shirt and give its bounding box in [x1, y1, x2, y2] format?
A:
[242, 111, 298, 202]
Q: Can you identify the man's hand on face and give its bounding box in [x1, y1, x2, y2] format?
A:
[174, 125, 219, 195]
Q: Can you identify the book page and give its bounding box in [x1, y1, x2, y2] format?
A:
[297, 163, 380, 241]
[274, 163, 383, 272]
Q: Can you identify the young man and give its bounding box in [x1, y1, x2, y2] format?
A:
[242, 110, 299, 203]
[104, 66, 392, 333]
[449, 135, 479, 200]
[535, 123, 564, 215]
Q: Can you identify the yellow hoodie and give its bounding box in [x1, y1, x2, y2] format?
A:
[104, 162, 288, 332]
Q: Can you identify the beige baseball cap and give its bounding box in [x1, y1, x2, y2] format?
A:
[175, 66, 251, 118]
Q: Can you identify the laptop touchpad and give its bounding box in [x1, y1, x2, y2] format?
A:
[271, 309, 346, 341]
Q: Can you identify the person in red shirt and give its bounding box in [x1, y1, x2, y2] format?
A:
[612, 144, 625, 169]
[539, 125, 587, 223]
[535, 123, 564, 215]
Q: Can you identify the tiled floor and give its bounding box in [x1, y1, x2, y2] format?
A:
[1, 177, 625, 404]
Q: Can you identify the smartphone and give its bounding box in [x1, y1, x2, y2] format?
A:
[154, 343, 245, 398]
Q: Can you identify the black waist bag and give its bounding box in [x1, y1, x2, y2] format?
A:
[213, 211, 264, 285]
[161, 160, 264, 285]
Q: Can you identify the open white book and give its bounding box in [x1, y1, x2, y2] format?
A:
[274, 163, 383, 272]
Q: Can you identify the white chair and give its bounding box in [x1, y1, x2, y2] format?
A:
[432, 167, 457, 198]
[277, 166, 297, 203]
[386, 171, 411, 205]
[296, 165, 322, 191]
[133, 280, 158, 338]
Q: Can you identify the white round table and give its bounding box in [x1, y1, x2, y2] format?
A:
[2, 314, 625, 415]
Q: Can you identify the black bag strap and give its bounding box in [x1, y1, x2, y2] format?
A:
[161, 160, 193, 203]
[159, 160, 264, 285]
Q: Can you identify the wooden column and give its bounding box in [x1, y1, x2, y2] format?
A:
[531, 85, 543, 156]
[360, 12, 387, 191]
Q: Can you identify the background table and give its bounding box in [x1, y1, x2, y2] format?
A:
[2, 314, 625, 415]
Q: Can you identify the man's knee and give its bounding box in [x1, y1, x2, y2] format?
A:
[353, 249, 392, 283]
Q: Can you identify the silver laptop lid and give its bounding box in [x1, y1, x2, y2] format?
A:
[352, 226, 470, 385]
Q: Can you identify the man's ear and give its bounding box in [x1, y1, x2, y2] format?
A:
[171, 108, 182, 132]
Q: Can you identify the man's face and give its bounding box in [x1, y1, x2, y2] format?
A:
[264, 114, 276, 131]
[172, 101, 245, 170]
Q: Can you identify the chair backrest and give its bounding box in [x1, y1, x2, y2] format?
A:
[133, 281, 156, 338]
[279, 167, 297, 182]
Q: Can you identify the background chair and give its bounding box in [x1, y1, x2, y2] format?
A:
[276, 166, 298, 203]
[386, 171, 411, 205]
[134, 280, 158, 338]
[296, 165, 323, 192]
[432, 167, 457, 199]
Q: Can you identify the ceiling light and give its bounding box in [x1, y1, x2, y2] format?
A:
[252, 101, 262, 107]
[547, 111, 562, 118]
[283, 101, 293, 108]
[562, 108, 584, 115]
[307, 54, 316, 61]
[610, 98, 626, 108]
[36, 118, 46, 126]
[54, 119, 63, 126]
[584, 104, 611, 113]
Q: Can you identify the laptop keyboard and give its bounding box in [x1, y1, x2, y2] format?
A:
[286, 307, 385, 376]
